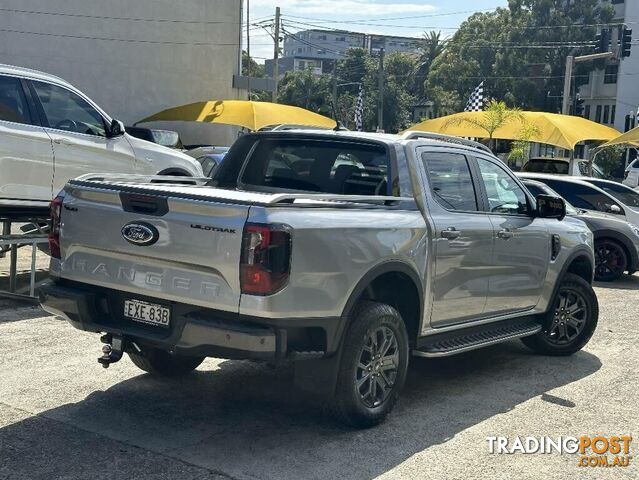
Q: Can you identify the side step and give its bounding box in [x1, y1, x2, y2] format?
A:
[413, 318, 542, 358]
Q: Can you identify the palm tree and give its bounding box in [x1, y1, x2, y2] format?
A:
[414, 31, 444, 98]
[444, 100, 524, 150]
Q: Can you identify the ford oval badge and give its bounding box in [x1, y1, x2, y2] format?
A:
[121, 222, 159, 246]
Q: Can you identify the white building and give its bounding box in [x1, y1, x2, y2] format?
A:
[579, 0, 638, 133]
[0, 0, 244, 146]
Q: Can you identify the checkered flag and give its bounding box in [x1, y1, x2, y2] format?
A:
[464, 81, 485, 112]
[354, 84, 364, 131]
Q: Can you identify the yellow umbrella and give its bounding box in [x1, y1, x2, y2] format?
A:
[409, 111, 620, 150]
[600, 125, 639, 148]
[138, 100, 336, 131]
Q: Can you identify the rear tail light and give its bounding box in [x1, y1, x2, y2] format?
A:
[240, 224, 291, 295]
[49, 195, 64, 259]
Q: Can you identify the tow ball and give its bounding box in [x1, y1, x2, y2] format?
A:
[98, 334, 125, 368]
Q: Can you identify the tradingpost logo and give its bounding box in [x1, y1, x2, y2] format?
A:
[487, 436, 633, 468]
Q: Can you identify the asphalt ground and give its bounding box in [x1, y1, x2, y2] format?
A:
[0, 269, 637, 479]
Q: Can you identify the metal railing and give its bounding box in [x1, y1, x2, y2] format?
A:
[0, 220, 49, 302]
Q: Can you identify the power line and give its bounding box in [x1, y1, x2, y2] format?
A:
[284, 8, 498, 23]
[0, 7, 244, 25]
[0, 28, 275, 46]
[283, 16, 635, 32]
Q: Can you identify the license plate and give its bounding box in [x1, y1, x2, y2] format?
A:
[123, 299, 170, 327]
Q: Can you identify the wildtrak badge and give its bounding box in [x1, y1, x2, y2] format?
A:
[190, 224, 236, 234]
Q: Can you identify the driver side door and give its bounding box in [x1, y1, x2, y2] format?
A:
[28, 80, 135, 193]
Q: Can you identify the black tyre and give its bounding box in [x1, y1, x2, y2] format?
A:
[594, 239, 627, 282]
[329, 301, 409, 428]
[521, 273, 598, 356]
[128, 347, 204, 377]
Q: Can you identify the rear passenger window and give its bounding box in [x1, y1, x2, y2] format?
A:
[0, 75, 32, 125]
[240, 139, 392, 196]
[422, 152, 478, 211]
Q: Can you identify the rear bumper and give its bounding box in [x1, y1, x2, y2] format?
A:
[39, 280, 342, 361]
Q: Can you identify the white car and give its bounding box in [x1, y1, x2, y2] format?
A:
[0, 64, 202, 205]
[521, 157, 606, 178]
[623, 158, 639, 188]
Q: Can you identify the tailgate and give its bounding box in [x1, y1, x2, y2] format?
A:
[53, 182, 251, 313]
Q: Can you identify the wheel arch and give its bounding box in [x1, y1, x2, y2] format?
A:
[156, 168, 192, 176]
[339, 261, 424, 347]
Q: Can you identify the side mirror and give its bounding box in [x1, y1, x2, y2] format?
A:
[536, 194, 566, 221]
[608, 204, 622, 214]
[106, 119, 125, 138]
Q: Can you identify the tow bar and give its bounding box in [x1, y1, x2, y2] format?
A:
[98, 334, 125, 368]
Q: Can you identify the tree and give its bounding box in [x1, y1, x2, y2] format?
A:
[414, 31, 444, 98]
[507, 121, 541, 169]
[427, 1, 614, 112]
[445, 100, 523, 146]
[277, 69, 333, 116]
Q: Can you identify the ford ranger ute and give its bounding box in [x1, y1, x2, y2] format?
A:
[39, 130, 599, 427]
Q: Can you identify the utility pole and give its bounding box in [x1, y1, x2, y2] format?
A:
[561, 55, 574, 115]
[377, 48, 385, 132]
[271, 7, 281, 103]
[246, 0, 251, 100]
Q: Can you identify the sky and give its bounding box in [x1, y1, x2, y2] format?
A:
[247, 0, 509, 62]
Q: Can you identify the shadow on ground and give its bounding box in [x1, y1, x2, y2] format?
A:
[0, 341, 601, 480]
[594, 273, 639, 291]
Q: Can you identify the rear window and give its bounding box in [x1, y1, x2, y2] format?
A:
[522, 160, 569, 175]
[239, 138, 392, 196]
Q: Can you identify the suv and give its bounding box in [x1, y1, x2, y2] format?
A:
[0, 64, 202, 206]
[39, 130, 598, 427]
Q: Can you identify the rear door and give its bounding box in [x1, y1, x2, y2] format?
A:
[475, 157, 549, 315]
[420, 150, 494, 326]
[28, 80, 136, 192]
[0, 75, 54, 201]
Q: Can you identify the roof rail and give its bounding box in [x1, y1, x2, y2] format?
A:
[401, 131, 493, 154]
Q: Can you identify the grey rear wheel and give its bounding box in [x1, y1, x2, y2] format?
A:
[329, 301, 409, 428]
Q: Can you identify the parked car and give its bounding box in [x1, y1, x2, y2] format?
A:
[623, 158, 639, 188]
[40, 130, 598, 427]
[125, 126, 183, 150]
[521, 157, 606, 178]
[523, 179, 639, 281]
[519, 173, 639, 227]
[186, 146, 230, 177]
[0, 64, 203, 206]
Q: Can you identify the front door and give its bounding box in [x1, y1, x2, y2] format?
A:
[475, 157, 550, 315]
[29, 80, 135, 193]
[0, 75, 54, 201]
[420, 150, 494, 326]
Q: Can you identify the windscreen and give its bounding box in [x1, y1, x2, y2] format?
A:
[239, 138, 392, 196]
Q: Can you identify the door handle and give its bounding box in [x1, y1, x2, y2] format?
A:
[441, 227, 461, 240]
[497, 228, 514, 239]
[53, 138, 72, 146]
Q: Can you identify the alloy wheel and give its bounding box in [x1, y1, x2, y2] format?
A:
[356, 326, 399, 408]
[546, 288, 588, 345]
[595, 241, 626, 280]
